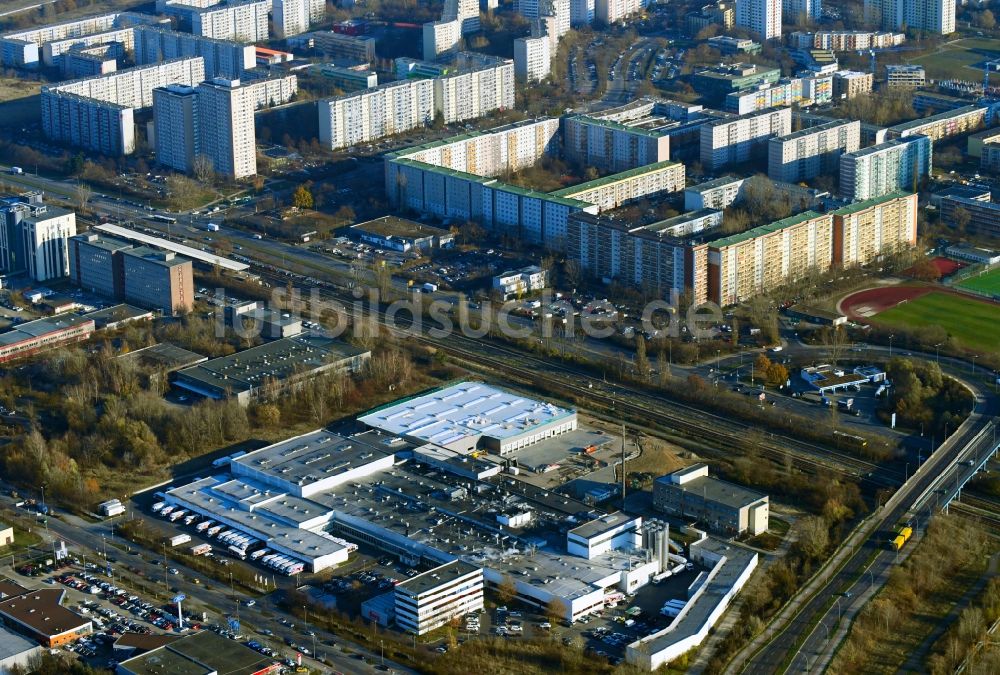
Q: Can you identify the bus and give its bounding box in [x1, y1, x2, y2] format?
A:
[150, 214, 177, 224]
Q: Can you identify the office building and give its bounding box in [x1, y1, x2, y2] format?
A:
[885, 64, 925, 88]
[514, 34, 551, 82]
[735, 0, 781, 41]
[186, 0, 269, 42]
[395, 561, 485, 635]
[700, 107, 792, 172]
[654, 464, 768, 536]
[707, 211, 834, 306]
[307, 31, 375, 63]
[274, 0, 326, 38]
[1, 192, 76, 282]
[423, 20, 462, 60]
[69, 232, 194, 315]
[885, 105, 985, 143]
[134, 25, 255, 79]
[833, 71, 873, 100]
[493, 265, 549, 299]
[940, 196, 1000, 238]
[0, 315, 95, 364]
[691, 63, 780, 104]
[120, 247, 194, 315]
[831, 191, 918, 267]
[839, 136, 932, 201]
[443, 0, 482, 34]
[41, 57, 205, 156]
[768, 119, 860, 183]
[782, 0, 820, 22]
[596, 0, 650, 24]
[866, 0, 955, 35]
[319, 78, 435, 150]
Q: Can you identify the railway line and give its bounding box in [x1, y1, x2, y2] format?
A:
[247, 264, 900, 490]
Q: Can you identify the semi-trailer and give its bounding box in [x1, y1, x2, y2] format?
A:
[168, 534, 192, 547]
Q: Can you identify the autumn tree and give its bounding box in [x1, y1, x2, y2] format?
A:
[496, 574, 517, 604]
[765, 362, 789, 387]
[635, 334, 651, 381]
[292, 184, 314, 209]
[545, 597, 568, 624]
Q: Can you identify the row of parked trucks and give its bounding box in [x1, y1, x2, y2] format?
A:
[151, 501, 306, 575]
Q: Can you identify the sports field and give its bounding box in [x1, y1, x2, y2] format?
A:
[909, 38, 1000, 81]
[956, 267, 1000, 296]
[873, 291, 1000, 354]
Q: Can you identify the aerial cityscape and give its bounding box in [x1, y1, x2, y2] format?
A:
[0, 0, 998, 674]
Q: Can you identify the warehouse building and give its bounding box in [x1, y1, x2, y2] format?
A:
[567, 512, 642, 560]
[0, 315, 95, 364]
[173, 335, 370, 405]
[358, 381, 577, 455]
[653, 464, 769, 536]
[349, 216, 454, 253]
[394, 561, 485, 635]
[0, 624, 42, 672]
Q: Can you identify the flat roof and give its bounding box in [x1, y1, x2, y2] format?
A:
[122, 246, 190, 268]
[0, 580, 26, 599]
[685, 176, 742, 193]
[94, 224, 248, 272]
[71, 232, 132, 253]
[654, 474, 766, 510]
[232, 428, 398, 488]
[0, 314, 93, 348]
[568, 512, 637, 540]
[358, 381, 575, 447]
[114, 632, 179, 651]
[888, 105, 985, 132]
[117, 342, 207, 372]
[842, 136, 925, 159]
[83, 304, 154, 327]
[0, 624, 38, 661]
[550, 161, 681, 196]
[396, 560, 481, 597]
[0, 589, 90, 637]
[351, 216, 450, 240]
[175, 335, 368, 397]
[565, 113, 666, 139]
[832, 191, 912, 216]
[118, 630, 275, 675]
[709, 210, 825, 248]
[775, 118, 856, 142]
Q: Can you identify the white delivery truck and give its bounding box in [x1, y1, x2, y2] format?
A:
[168, 534, 192, 547]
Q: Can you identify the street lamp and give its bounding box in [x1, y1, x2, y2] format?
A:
[934, 343, 942, 364]
[888, 334, 894, 359]
[972, 355, 979, 375]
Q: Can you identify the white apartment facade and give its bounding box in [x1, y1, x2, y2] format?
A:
[514, 35, 551, 82]
[434, 58, 515, 124]
[153, 84, 198, 174]
[782, 0, 820, 22]
[191, 0, 269, 43]
[443, 0, 481, 34]
[493, 265, 549, 299]
[571, 0, 595, 24]
[318, 79, 435, 150]
[423, 20, 461, 61]
[595, 0, 649, 24]
[839, 136, 932, 202]
[735, 0, 781, 41]
[768, 119, 860, 183]
[866, 0, 955, 35]
[134, 26, 255, 80]
[195, 78, 257, 179]
[700, 106, 792, 171]
[274, 0, 326, 38]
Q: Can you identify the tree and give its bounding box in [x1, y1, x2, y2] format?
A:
[545, 597, 567, 624]
[75, 182, 92, 211]
[193, 154, 215, 184]
[496, 574, 517, 604]
[292, 184, 313, 210]
[951, 206, 971, 236]
[909, 257, 942, 282]
[635, 334, 651, 381]
[765, 362, 789, 387]
[794, 516, 830, 561]
[979, 10, 996, 30]
[252, 403, 281, 427]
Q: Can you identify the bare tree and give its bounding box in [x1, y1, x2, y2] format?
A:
[193, 154, 215, 184]
[75, 182, 93, 211]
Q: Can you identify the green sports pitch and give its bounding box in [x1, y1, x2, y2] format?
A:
[956, 267, 1000, 296]
[909, 38, 1000, 81]
[874, 291, 1000, 354]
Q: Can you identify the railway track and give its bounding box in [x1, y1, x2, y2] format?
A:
[954, 495, 1000, 531]
[245, 264, 900, 488]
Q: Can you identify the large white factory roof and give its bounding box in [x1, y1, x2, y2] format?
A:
[358, 381, 575, 448]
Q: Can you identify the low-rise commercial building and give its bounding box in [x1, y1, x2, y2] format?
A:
[116, 629, 279, 675]
[395, 561, 484, 635]
[653, 464, 769, 536]
[945, 244, 1000, 266]
[0, 624, 42, 672]
[567, 512, 642, 559]
[349, 216, 453, 253]
[940, 196, 1000, 238]
[317, 64, 377, 91]
[0, 315, 95, 364]
[707, 36, 760, 55]
[174, 335, 370, 405]
[493, 265, 549, 299]
[0, 589, 91, 648]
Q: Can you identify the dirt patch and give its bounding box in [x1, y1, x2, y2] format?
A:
[837, 286, 933, 320]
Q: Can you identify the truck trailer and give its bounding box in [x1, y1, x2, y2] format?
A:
[169, 534, 192, 547]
